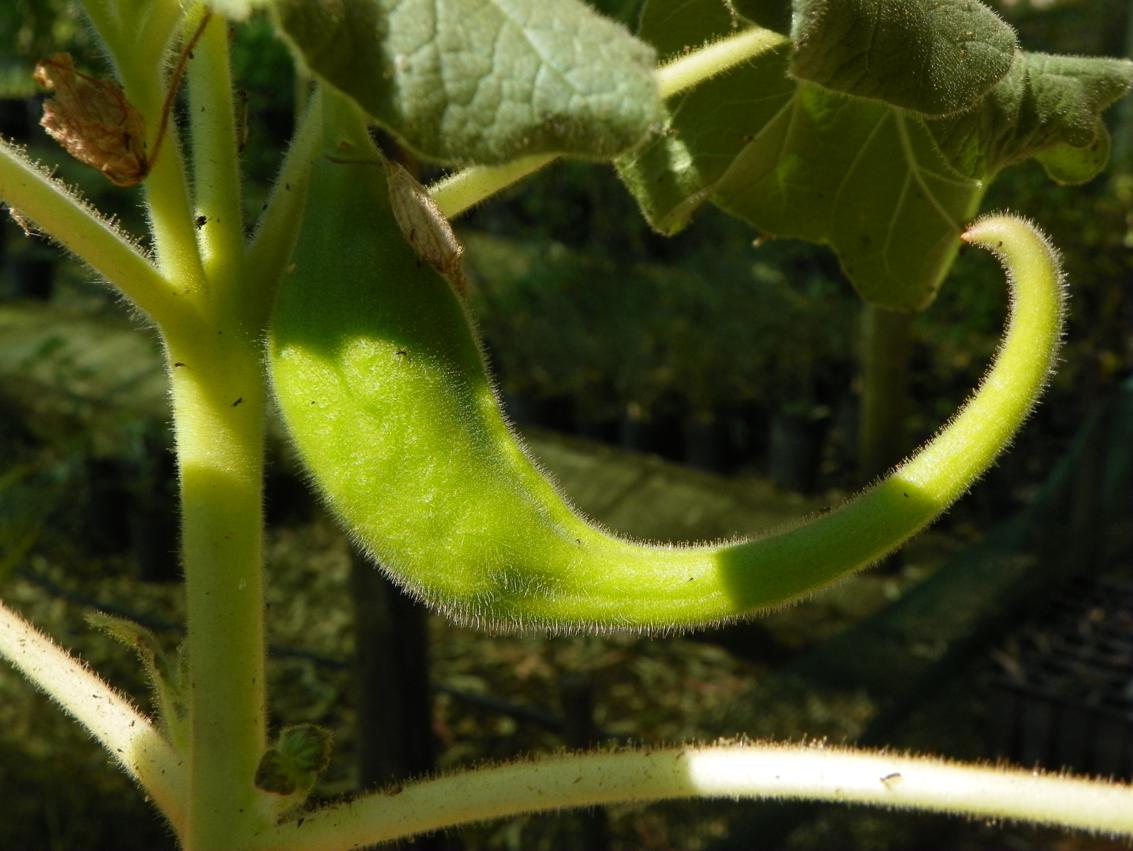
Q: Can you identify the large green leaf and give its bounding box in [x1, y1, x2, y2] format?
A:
[927, 51, 1133, 183]
[618, 0, 1132, 310]
[711, 82, 984, 310]
[791, 0, 1017, 116]
[618, 7, 983, 309]
[272, 0, 663, 166]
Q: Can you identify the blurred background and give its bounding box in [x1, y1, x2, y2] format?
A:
[0, 1, 1130, 848]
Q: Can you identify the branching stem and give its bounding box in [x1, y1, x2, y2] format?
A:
[245, 90, 324, 331]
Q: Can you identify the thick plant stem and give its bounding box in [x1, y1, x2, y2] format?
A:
[167, 327, 268, 850]
[858, 305, 915, 480]
[249, 744, 1133, 849]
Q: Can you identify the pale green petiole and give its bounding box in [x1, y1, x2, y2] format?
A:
[430, 26, 787, 218]
[0, 139, 183, 325]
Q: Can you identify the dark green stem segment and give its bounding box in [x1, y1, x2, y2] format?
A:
[858, 304, 915, 480]
[270, 93, 1065, 633]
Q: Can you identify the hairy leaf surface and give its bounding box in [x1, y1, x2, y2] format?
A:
[927, 51, 1133, 183]
[273, 0, 663, 165]
[619, 0, 1132, 310]
[791, 0, 1017, 116]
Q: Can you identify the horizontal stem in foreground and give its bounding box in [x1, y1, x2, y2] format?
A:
[0, 599, 186, 832]
[251, 744, 1133, 850]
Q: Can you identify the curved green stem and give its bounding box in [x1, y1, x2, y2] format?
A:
[245, 89, 324, 331]
[0, 600, 187, 833]
[187, 9, 246, 308]
[899, 216, 1064, 496]
[250, 744, 1132, 850]
[515, 213, 1065, 628]
[430, 26, 785, 218]
[0, 139, 183, 326]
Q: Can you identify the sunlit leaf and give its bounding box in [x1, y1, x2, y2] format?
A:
[272, 0, 663, 165]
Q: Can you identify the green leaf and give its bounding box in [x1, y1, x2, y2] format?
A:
[617, 1, 790, 234]
[272, 0, 664, 166]
[255, 724, 333, 797]
[619, 4, 983, 309]
[620, 0, 1131, 309]
[927, 52, 1133, 182]
[85, 611, 189, 749]
[791, 0, 1017, 116]
[714, 88, 984, 310]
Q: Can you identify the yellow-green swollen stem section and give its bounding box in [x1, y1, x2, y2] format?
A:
[171, 323, 268, 847]
[270, 96, 1065, 633]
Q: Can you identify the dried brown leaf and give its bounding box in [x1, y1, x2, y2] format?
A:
[34, 53, 148, 187]
[385, 160, 467, 295]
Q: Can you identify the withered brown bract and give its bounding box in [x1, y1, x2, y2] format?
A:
[34, 53, 148, 187]
[385, 159, 467, 295]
